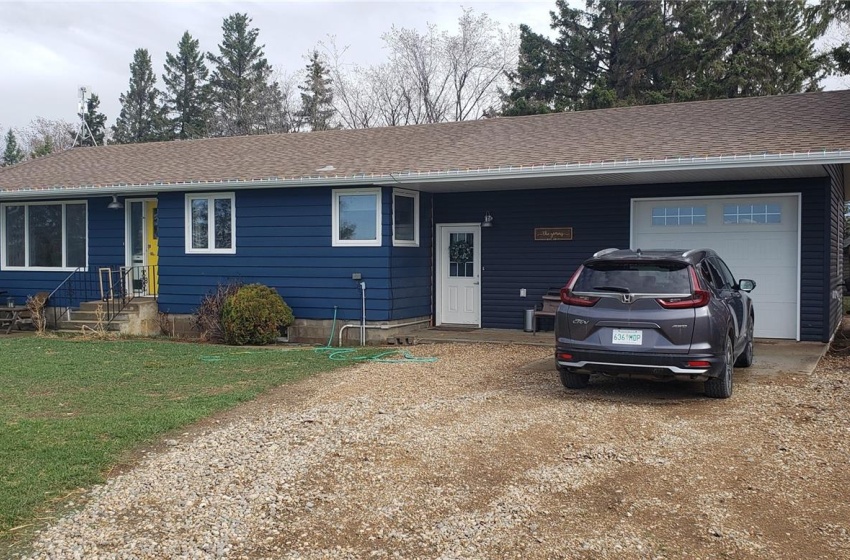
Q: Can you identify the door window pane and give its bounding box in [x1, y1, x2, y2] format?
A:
[129, 202, 144, 264]
[28, 205, 62, 267]
[448, 232, 474, 277]
[338, 194, 378, 241]
[5, 205, 24, 267]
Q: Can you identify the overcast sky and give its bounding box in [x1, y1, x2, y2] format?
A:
[0, 1, 555, 134]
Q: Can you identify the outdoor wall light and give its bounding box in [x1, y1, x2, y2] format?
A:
[482, 211, 494, 228]
[107, 195, 124, 210]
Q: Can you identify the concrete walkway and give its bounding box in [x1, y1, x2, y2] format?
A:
[414, 327, 827, 376]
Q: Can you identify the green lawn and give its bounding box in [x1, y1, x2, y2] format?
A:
[0, 337, 346, 542]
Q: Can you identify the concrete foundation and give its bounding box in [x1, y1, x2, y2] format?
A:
[160, 313, 432, 346]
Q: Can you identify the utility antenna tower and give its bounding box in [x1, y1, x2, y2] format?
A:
[72, 86, 98, 147]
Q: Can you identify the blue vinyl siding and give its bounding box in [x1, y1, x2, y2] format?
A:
[434, 177, 832, 341]
[0, 196, 124, 302]
[389, 192, 432, 320]
[156, 187, 397, 322]
[825, 165, 845, 341]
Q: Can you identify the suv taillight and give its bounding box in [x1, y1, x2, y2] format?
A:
[560, 266, 600, 307]
[656, 267, 710, 309]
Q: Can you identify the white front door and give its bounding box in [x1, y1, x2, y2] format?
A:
[437, 224, 481, 326]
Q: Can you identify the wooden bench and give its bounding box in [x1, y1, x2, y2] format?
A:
[532, 293, 561, 334]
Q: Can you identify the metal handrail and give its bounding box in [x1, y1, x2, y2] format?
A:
[48, 265, 158, 329]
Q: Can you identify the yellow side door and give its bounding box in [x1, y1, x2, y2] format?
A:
[145, 201, 158, 295]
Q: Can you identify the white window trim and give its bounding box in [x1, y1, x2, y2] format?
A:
[392, 189, 419, 247]
[332, 188, 382, 247]
[0, 200, 89, 272]
[184, 192, 236, 255]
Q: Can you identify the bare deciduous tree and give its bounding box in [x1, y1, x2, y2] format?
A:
[445, 9, 518, 121]
[17, 117, 76, 158]
[323, 8, 518, 128]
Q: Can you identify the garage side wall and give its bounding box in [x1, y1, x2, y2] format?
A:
[433, 177, 831, 341]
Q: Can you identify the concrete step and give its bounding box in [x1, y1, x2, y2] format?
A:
[78, 301, 144, 313]
[56, 319, 123, 332]
[68, 310, 131, 323]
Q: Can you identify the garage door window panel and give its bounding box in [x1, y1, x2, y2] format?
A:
[651, 206, 706, 226]
[723, 203, 781, 224]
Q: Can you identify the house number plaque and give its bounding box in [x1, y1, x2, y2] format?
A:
[534, 227, 573, 241]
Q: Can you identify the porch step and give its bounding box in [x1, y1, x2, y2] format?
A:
[68, 309, 132, 323]
[77, 299, 154, 313]
[55, 319, 123, 333]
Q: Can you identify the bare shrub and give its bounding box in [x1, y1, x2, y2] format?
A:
[193, 282, 243, 343]
[25, 293, 49, 334]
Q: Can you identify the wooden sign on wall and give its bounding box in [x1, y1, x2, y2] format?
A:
[534, 227, 573, 241]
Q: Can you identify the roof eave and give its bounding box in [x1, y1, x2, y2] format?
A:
[0, 150, 848, 199]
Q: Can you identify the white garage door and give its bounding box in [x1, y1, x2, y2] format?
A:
[632, 195, 799, 339]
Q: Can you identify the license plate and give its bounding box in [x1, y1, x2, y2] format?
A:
[612, 329, 642, 345]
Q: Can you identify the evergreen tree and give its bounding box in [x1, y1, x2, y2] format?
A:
[501, 0, 833, 115]
[112, 48, 167, 144]
[71, 93, 107, 147]
[298, 50, 336, 131]
[207, 13, 282, 136]
[2, 129, 25, 166]
[163, 31, 212, 139]
[500, 25, 558, 116]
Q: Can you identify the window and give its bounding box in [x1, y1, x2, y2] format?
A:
[723, 203, 781, 224]
[1, 201, 87, 271]
[185, 193, 235, 254]
[392, 189, 419, 246]
[651, 206, 707, 226]
[333, 188, 381, 247]
[711, 257, 737, 289]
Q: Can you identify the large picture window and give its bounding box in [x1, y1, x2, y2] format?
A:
[333, 188, 381, 247]
[392, 189, 419, 247]
[1, 202, 87, 270]
[185, 193, 236, 254]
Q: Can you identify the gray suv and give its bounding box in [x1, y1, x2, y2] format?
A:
[555, 249, 756, 398]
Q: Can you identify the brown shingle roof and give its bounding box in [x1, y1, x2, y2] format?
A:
[2, 90, 849, 192]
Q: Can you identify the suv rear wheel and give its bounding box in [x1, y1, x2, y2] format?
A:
[559, 368, 590, 389]
[705, 335, 733, 398]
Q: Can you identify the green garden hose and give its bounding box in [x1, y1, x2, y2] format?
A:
[314, 306, 437, 364]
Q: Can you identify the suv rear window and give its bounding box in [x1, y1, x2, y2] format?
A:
[573, 262, 692, 294]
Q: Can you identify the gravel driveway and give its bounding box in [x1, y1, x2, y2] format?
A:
[20, 342, 850, 559]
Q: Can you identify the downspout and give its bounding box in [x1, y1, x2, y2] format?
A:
[360, 280, 366, 346]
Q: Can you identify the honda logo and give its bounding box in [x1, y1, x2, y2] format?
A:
[621, 294, 634, 304]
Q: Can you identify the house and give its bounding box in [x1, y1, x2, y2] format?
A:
[0, 90, 847, 343]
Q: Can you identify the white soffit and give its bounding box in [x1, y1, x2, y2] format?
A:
[406, 164, 829, 193]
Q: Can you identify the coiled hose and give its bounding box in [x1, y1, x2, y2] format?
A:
[314, 306, 437, 363]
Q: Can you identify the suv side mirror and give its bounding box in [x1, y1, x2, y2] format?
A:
[737, 279, 756, 293]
